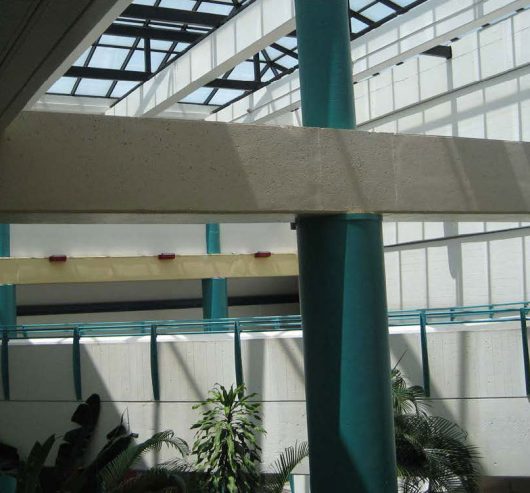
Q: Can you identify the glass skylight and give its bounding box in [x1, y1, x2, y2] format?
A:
[47, 0, 428, 110]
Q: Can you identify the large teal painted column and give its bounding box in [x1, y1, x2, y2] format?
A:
[0, 225, 16, 330]
[294, 0, 397, 491]
[202, 224, 228, 322]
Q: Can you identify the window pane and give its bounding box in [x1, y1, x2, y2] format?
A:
[88, 47, 129, 69]
[111, 81, 139, 98]
[75, 79, 113, 96]
[47, 77, 77, 94]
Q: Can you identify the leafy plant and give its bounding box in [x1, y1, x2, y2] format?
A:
[392, 368, 480, 492]
[187, 384, 308, 493]
[191, 384, 264, 493]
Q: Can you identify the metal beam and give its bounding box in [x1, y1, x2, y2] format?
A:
[205, 79, 259, 91]
[0, 254, 298, 285]
[65, 67, 148, 82]
[120, 4, 225, 27]
[107, 0, 296, 117]
[105, 23, 202, 43]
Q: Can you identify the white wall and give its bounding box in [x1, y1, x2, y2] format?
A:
[1, 323, 529, 479]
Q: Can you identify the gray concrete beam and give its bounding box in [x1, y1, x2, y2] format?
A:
[0, 111, 529, 222]
[0, 0, 130, 131]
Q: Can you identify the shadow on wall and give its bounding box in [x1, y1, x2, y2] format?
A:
[0, 334, 310, 469]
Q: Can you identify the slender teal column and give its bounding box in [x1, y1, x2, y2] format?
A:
[202, 224, 228, 322]
[294, 1, 397, 491]
[0, 225, 16, 331]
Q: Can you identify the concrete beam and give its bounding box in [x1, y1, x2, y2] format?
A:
[106, 0, 296, 117]
[0, 254, 298, 285]
[0, 0, 131, 131]
[0, 111, 529, 222]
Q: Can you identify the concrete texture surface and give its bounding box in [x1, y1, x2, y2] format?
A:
[0, 111, 529, 222]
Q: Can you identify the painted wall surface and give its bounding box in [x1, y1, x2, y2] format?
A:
[0, 323, 528, 478]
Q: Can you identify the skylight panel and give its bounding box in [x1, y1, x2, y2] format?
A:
[197, 3, 232, 15]
[391, 0, 419, 6]
[159, 0, 195, 8]
[111, 81, 140, 98]
[150, 51, 167, 71]
[73, 48, 91, 67]
[362, 3, 396, 21]
[150, 39, 174, 51]
[99, 34, 137, 47]
[264, 46, 283, 59]
[208, 88, 245, 106]
[350, 0, 374, 10]
[277, 37, 297, 50]
[88, 47, 129, 69]
[48, 77, 77, 94]
[76, 79, 114, 97]
[133, 0, 157, 5]
[261, 68, 276, 82]
[180, 87, 213, 104]
[125, 50, 146, 72]
[278, 56, 297, 69]
[351, 17, 369, 33]
[228, 61, 255, 81]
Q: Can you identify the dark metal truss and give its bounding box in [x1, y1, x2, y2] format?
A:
[50, 0, 432, 108]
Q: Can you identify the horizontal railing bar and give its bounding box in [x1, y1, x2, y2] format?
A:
[2, 301, 527, 339]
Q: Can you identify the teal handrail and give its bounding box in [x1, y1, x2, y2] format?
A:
[0, 301, 528, 401]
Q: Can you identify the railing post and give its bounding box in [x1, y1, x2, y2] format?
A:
[519, 309, 530, 396]
[289, 474, 296, 492]
[234, 321, 244, 391]
[449, 307, 455, 322]
[72, 328, 82, 401]
[150, 324, 160, 401]
[419, 311, 431, 397]
[1, 327, 10, 400]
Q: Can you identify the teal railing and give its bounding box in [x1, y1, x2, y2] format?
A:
[1, 301, 528, 402]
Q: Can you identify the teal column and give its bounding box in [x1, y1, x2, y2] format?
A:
[296, 215, 396, 492]
[202, 224, 228, 322]
[294, 1, 397, 492]
[0, 225, 16, 330]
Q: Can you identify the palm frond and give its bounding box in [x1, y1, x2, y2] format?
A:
[391, 368, 427, 416]
[396, 414, 480, 492]
[99, 431, 189, 490]
[260, 442, 309, 493]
